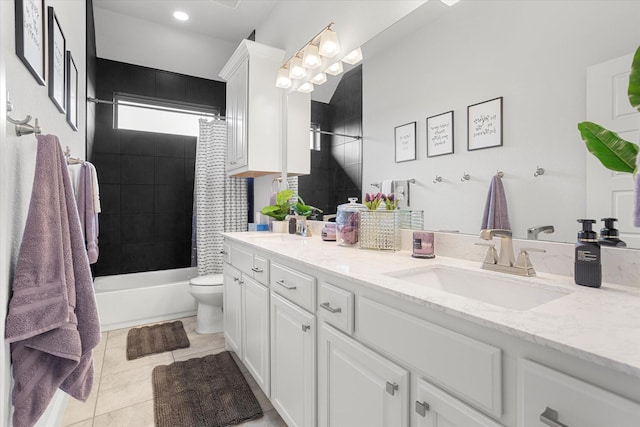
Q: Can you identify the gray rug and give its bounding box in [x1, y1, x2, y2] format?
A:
[152, 351, 263, 427]
[126, 320, 190, 360]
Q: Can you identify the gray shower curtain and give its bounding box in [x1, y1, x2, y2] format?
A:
[194, 118, 248, 275]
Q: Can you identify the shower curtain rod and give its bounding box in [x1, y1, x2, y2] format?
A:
[86, 97, 225, 119]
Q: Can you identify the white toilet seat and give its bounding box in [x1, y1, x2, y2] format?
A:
[190, 274, 224, 286]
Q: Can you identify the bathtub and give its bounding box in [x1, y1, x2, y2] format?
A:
[94, 267, 199, 331]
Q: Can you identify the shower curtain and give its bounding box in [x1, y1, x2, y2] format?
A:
[193, 118, 248, 275]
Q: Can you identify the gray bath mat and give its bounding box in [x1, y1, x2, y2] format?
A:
[152, 351, 263, 427]
[126, 320, 190, 360]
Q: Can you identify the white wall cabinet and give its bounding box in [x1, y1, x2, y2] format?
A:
[318, 323, 410, 427]
[222, 263, 242, 356]
[219, 39, 310, 177]
[270, 292, 316, 427]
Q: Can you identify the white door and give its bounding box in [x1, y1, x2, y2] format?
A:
[242, 276, 270, 397]
[318, 323, 410, 427]
[586, 53, 640, 247]
[223, 263, 242, 356]
[270, 292, 316, 427]
[414, 378, 502, 427]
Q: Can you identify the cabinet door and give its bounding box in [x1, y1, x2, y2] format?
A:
[232, 58, 248, 169]
[242, 276, 270, 397]
[270, 292, 316, 427]
[223, 263, 242, 356]
[318, 323, 410, 427]
[414, 378, 502, 427]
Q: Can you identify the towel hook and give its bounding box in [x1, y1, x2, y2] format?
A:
[6, 99, 42, 136]
[461, 173, 471, 182]
[534, 166, 545, 177]
[433, 175, 443, 184]
[496, 170, 504, 178]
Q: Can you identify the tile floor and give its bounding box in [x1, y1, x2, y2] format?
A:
[62, 316, 287, 427]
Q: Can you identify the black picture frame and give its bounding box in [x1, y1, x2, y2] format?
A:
[15, 0, 45, 85]
[467, 96, 503, 151]
[48, 6, 66, 113]
[394, 121, 417, 163]
[426, 110, 454, 158]
[66, 51, 78, 131]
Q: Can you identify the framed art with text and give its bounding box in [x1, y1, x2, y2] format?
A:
[66, 51, 78, 131]
[395, 121, 417, 163]
[15, 0, 45, 85]
[467, 97, 503, 151]
[426, 110, 454, 157]
[48, 6, 66, 113]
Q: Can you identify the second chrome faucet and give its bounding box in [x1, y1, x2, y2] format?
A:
[479, 229, 545, 277]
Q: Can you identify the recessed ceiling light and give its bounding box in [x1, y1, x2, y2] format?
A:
[173, 11, 189, 21]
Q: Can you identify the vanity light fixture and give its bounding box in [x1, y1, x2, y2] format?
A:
[310, 72, 327, 85]
[276, 67, 292, 89]
[289, 57, 307, 79]
[342, 47, 363, 65]
[173, 10, 189, 21]
[302, 44, 322, 69]
[318, 27, 340, 58]
[297, 82, 314, 93]
[325, 60, 344, 76]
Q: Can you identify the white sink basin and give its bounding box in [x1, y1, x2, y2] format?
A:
[385, 266, 572, 310]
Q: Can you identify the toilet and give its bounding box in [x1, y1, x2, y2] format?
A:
[189, 274, 224, 334]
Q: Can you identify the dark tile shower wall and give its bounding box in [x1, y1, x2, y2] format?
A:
[91, 58, 225, 276]
[299, 65, 363, 216]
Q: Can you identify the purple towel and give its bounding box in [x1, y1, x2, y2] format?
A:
[77, 163, 99, 263]
[5, 135, 101, 427]
[481, 175, 511, 230]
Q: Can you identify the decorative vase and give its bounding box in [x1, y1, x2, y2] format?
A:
[358, 210, 400, 251]
[271, 220, 287, 233]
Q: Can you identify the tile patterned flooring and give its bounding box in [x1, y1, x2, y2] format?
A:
[62, 317, 287, 427]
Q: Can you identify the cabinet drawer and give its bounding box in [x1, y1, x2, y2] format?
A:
[318, 282, 354, 335]
[232, 245, 253, 275]
[415, 378, 502, 427]
[252, 255, 269, 285]
[358, 297, 502, 417]
[518, 359, 640, 427]
[270, 262, 316, 312]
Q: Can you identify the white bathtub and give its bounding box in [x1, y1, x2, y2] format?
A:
[94, 267, 199, 331]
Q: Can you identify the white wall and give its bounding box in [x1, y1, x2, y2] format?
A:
[362, 0, 640, 243]
[1, 0, 86, 424]
[94, 7, 237, 81]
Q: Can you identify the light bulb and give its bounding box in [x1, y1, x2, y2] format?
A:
[319, 29, 340, 58]
[297, 82, 314, 93]
[310, 72, 327, 85]
[289, 57, 307, 79]
[342, 47, 363, 65]
[275, 67, 292, 89]
[302, 44, 321, 69]
[173, 11, 189, 21]
[325, 61, 343, 76]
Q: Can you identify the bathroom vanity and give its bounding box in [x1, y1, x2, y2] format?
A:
[222, 231, 640, 427]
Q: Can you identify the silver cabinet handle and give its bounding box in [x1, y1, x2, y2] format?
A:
[415, 401, 430, 417]
[301, 324, 311, 332]
[540, 407, 569, 427]
[276, 279, 296, 290]
[251, 267, 264, 273]
[320, 302, 342, 313]
[233, 277, 239, 282]
[385, 382, 399, 396]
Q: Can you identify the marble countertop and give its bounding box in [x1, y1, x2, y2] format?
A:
[223, 231, 640, 379]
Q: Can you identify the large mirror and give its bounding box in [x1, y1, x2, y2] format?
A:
[341, 0, 640, 247]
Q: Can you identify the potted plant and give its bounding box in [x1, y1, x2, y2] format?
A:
[261, 189, 294, 232]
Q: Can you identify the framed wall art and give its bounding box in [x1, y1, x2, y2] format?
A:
[426, 110, 454, 157]
[15, 0, 45, 85]
[48, 6, 66, 113]
[395, 121, 416, 163]
[467, 96, 503, 151]
[66, 51, 78, 131]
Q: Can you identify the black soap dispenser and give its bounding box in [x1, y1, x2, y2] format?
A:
[575, 219, 601, 288]
[599, 217, 627, 247]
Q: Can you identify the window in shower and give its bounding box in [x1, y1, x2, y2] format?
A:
[113, 93, 220, 137]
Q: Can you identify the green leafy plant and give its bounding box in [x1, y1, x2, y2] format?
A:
[261, 189, 294, 221]
[293, 196, 323, 217]
[578, 46, 640, 175]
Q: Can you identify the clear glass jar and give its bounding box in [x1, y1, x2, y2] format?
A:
[336, 198, 367, 247]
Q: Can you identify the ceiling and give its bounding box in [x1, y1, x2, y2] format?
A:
[92, 0, 279, 46]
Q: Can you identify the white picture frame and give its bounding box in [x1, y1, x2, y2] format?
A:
[426, 111, 454, 157]
[395, 121, 416, 163]
[48, 6, 66, 113]
[66, 51, 78, 131]
[15, 0, 45, 85]
[467, 97, 503, 151]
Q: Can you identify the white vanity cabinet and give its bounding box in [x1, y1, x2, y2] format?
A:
[219, 39, 310, 177]
[270, 292, 316, 427]
[223, 243, 271, 396]
[518, 359, 640, 427]
[318, 323, 410, 427]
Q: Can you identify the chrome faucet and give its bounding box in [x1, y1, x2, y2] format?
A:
[478, 229, 545, 277]
[527, 225, 555, 240]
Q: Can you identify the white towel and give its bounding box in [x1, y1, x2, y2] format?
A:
[381, 179, 393, 195]
[86, 162, 101, 214]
